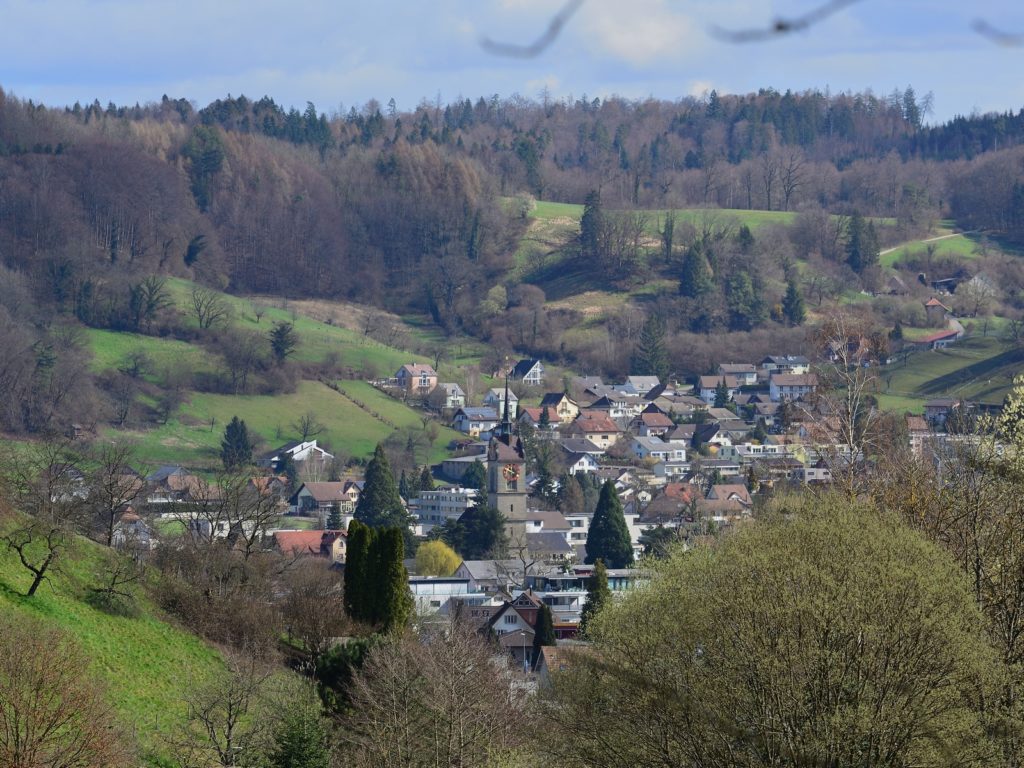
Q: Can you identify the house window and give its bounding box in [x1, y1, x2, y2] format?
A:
[504, 615, 517, 625]
[430, 600, 441, 608]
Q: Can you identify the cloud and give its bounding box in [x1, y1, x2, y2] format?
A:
[577, 0, 704, 66]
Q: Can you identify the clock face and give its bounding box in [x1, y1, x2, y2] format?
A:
[502, 463, 520, 483]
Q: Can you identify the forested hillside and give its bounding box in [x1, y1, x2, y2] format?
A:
[3, 84, 1024, 435]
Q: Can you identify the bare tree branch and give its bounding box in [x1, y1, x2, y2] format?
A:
[480, 0, 584, 58]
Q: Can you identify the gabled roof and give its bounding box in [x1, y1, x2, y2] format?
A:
[485, 387, 518, 402]
[915, 328, 960, 344]
[511, 359, 543, 379]
[527, 531, 574, 555]
[526, 510, 571, 530]
[540, 392, 576, 408]
[761, 355, 810, 366]
[455, 407, 500, 420]
[398, 363, 437, 377]
[771, 373, 819, 387]
[559, 438, 605, 455]
[294, 481, 346, 503]
[699, 375, 739, 389]
[718, 363, 756, 375]
[571, 415, 620, 434]
[924, 297, 952, 311]
[637, 412, 674, 428]
[273, 530, 343, 557]
[708, 484, 752, 505]
[147, 465, 187, 483]
[439, 382, 465, 395]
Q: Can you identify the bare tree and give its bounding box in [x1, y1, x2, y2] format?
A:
[281, 559, 348, 665]
[173, 654, 273, 768]
[779, 149, 806, 211]
[341, 619, 527, 767]
[0, 616, 133, 767]
[86, 440, 145, 547]
[190, 285, 231, 330]
[291, 411, 326, 442]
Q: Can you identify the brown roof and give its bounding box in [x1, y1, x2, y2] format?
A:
[639, 412, 674, 428]
[399, 363, 437, 376]
[301, 482, 347, 502]
[924, 297, 952, 311]
[699, 375, 739, 389]
[663, 483, 699, 503]
[526, 510, 571, 530]
[274, 530, 326, 557]
[906, 415, 929, 432]
[708, 484, 752, 505]
[572, 415, 620, 434]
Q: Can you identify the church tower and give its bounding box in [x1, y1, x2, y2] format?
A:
[487, 374, 527, 519]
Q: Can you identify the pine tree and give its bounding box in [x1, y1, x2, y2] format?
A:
[419, 465, 435, 492]
[714, 378, 730, 408]
[531, 603, 557, 669]
[585, 480, 634, 569]
[343, 520, 373, 622]
[579, 559, 611, 638]
[460, 505, 508, 559]
[724, 270, 766, 331]
[632, 315, 669, 382]
[327, 506, 343, 531]
[269, 320, 298, 362]
[355, 444, 410, 529]
[782, 277, 806, 326]
[462, 461, 487, 496]
[679, 242, 714, 298]
[267, 706, 331, 768]
[539, 406, 551, 429]
[846, 213, 879, 274]
[220, 416, 252, 470]
[398, 470, 412, 502]
[580, 190, 604, 260]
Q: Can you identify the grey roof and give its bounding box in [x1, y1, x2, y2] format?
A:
[560, 438, 605, 454]
[458, 559, 558, 581]
[527, 531, 574, 555]
[147, 465, 187, 483]
[511, 359, 542, 379]
[456, 407, 499, 420]
[761, 355, 810, 366]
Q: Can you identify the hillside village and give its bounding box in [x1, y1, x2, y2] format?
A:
[77, 297, 995, 674]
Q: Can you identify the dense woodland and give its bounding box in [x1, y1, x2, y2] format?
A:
[4, 85, 1024, 432]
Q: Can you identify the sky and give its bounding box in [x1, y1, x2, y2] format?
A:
[2, 0, 1024, 123]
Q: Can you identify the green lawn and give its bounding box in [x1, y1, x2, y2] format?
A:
[111, 379, 456, 468]
[85, 328, 219, 377]
[0, 526, 223, 763]
[879, 336, 1023, 407]
[881, 230, 980, 269]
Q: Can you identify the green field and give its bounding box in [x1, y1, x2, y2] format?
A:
[878, 336, 1024, 411]
[0, 526, 223, 763]
[110, 379, 459, 469]
[880, 228, 981, 269]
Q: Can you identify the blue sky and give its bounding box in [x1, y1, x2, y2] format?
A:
[2, 0, 1023, 122]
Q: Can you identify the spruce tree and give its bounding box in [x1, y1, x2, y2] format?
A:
[355, 444, 410, 529]
[220, 416, 253, 470]
[539, 406, 551, 429]
[419, 465, 435, 492]
[463, 460, 487, 496]
[632, 315, 669, 382]
[846, 213, 878, 274]
[714, 378, 730, 408]
[267, 706, 331, 768]
[579, 559, 611, 638]
[532, 603, 557, 669]
[398, 470, 411, 502]
[679, 242, 714, 298]
[580, 190, 604, 260]
[585, 480, 634, 568]
[269, 320, 298, 362]
[327, 506, 343, 531]
[460, 505, 508, 559]
[782, 277, 806, 326]
[343, 520, 373, 622]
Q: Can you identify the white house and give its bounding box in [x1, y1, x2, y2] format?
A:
[259, 439, 334, 469]
[410, 487, 477, 533]
[435, 382, 466, 410]
[509, 358, 545, 386]
[632, 436, 687, 463]
[452, 407, 500, 437]
[760, 356, 811, 376]
[698, 375, 740, 405]
[408, 577, 487, 615]
[717, 363, 758, 386]
[769, 373, 819, 402]
[483, 387, 519, 418]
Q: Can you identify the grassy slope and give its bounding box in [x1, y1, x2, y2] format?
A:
[81, 279, 466, 468]
[877, 335, 1023, 411]
[0, 529, 223, 763]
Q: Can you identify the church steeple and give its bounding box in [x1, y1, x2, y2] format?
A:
[499, 370, 512, 439]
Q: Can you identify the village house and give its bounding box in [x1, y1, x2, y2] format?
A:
[395, 363, 439, 396]
[508, 358, 545, 387]
[698, 375, 740, 404]
[408, 576, 487, 615]
[434, 382, 466, 410]
[914, 327, 963, 350]
[258, 439, 334, 469]
[483, 387, 519, 419]
[760, 355, 811, 376]
[562, 450, 600, 475]
[289, 482, 356, 526]
[717, 363, 758, 386]
[632, 436, 687, 463]
[539, 392, 580, 423]
[565, 414, 621, 449]
[769, 373, 819, 402]
[452, 406, 500, 437]
[410, 487, 477, 533]
[617, 375, 662, 396]
[630, 410, 675, 437]
[486, 592, 544, 671]
[924, 296, 952, 325]
[273, 530, 346, 564]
